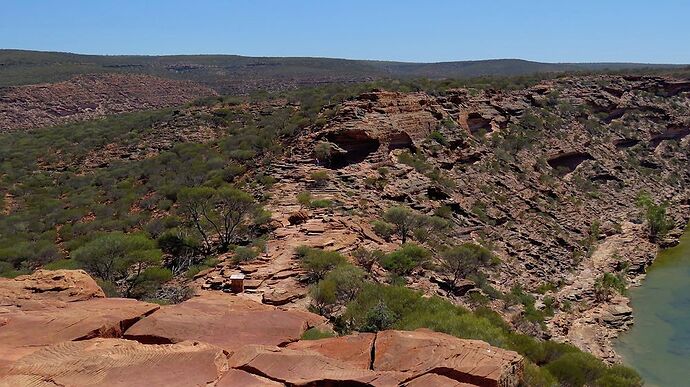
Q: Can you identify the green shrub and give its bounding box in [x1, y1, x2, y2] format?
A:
[636, 192, 672, 241]
[594, 272, 627, 301]
[372, 220, 394, 240]
[324, 265, 365, 302]
[545, 352, 605, 387]
[297, 191, 312, 207]
[234, 246, 259, 262]
[439, 243, 495, 287]
[310, 198, 333, 208]
[301, 327, 336, 340]
[379, 243, 430, 276]
[309, 279, 337, 315]
[295, 246, 347, 282]
[310, 171, 330, 186]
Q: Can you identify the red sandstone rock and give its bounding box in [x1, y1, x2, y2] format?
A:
[286, 332, 375, 369]
[215, 369, 283, 386]
[228, 344, 405, 386]
[374, 330, 523, 387]
[405, 373, 477, 387]
[0, 74, 217, 132]
[0, 297, 159, 365]
[0, 269, 104, 308]
[124, 293, 325, 351]
[0, 339, 228, 386]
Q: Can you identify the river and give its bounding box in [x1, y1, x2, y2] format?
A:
[616, 228, 690, 386]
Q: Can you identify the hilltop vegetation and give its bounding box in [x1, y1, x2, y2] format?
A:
[1, 49, 687, 92]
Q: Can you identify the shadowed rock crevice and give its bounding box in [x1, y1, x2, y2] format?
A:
[650, 126, 690, 148]
[388, 131, 416, 152]
[325, 129, 381, 168]
[547, 151, 594, 175]
[613, 138, 641, 149]
[466, 113, 492, 135]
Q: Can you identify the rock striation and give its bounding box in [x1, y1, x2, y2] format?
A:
[0, 73, 217, 132]
[0, 270, 524, 386]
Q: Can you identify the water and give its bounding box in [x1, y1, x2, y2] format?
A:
[616, 228, 690, 386]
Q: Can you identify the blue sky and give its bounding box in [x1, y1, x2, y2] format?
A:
[1, 0, 689, 63]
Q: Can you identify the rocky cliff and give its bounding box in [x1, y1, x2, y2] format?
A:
[192, 75, 690, 363]
[0, 73, 217, 132]
[0, 270, 523, 386]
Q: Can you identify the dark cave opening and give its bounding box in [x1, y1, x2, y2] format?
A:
[325, 129, 380, 168]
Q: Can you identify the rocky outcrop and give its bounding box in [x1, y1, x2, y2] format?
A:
[229, 329, 522, 387]
[0, 73, 217, 132]
[283, 75, 690, 361]
[124, 292, 325, 350]
[0, 269, 105, 306]
[0, 270, 524, 386]
[0, 270, 160, 371]
[1, 339, 229, 387]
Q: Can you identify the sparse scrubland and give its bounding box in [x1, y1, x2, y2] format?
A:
[3, 68, 690, 386]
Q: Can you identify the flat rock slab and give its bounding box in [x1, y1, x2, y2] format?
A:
[287, 332, 375, 369]
[0, 269, 104, 309]
[215, 369, 283, 387]
[374, 330, 523, 387]
[405, 373, 477, 387]
[0, 298, 159, 365]
[228, 345, 405, 386]
[124, 293, 325, 352]
[0, 338, 228, 386]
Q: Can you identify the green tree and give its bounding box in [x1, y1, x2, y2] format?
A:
[295, 246, 347, 282]
[324, 265, 366, 302]
[383, 206, 415, 244]
[636, 193, 672, 242]
[73, 232, 164, 298]
[439, 243, 495, 288]
[380, 243, 431, 276]
[594, 272, 626, 302]
[178, 186, 257, 253]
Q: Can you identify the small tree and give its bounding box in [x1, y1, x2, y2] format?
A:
[594, 272, 626, 302]
[383, 206, 415, 244]
[325, 265, 365, 302]
[73, 232, 165, 298]
[636, 193, 672, 242]
[295, 246, 347, 282]
[352, 247, 382, 272]
[380, 243, 431, 276]
[310, 171, 330, 187]
[313, 142, 333, 163]
[309, 279, 337, 316]
[178, 186, 257, 253]
[439, 243, 495, 288]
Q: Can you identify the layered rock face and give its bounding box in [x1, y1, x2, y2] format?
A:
[0, 270, 523, 386]
[0, 73, 217, 132]
[280, 75, 690, 361]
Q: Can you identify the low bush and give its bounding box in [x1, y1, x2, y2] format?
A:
[295, 246, 347, 282]
[342, 283, 639, 387]
[379, 243, 431, 276]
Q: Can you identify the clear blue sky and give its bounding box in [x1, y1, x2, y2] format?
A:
[2, 0, 689, 63]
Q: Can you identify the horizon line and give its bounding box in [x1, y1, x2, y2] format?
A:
[2, 48, 689, 67]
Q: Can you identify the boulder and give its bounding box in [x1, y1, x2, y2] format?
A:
[215, 369, 283, 386]
[374, 330, 523, 387]
[0, 339, 228, 386]
[288, 210, 310, 225]
[228, 344, 405, 386]
[287, 332, 375, 369]
[0, 297, 159, 365]
[0, 269, 104, 308]
[124, 293, 325, 351]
